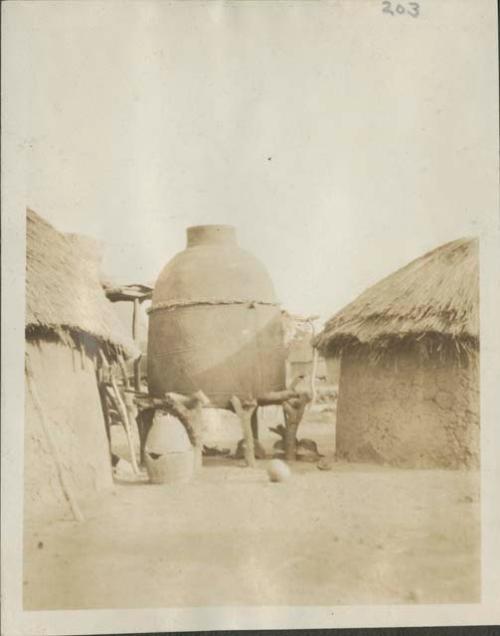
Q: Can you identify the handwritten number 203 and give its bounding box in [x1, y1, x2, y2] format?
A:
[382, 1, 420, 17]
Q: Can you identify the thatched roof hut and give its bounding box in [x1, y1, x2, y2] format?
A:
[316, 238, 479, 468]
[25, 209, 138, 522]
[316, 237, 479, 361]
[26, 208, 138, 359]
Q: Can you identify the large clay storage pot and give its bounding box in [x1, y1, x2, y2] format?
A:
[144, 412, 195, 484]
[148, 225, 286, 408]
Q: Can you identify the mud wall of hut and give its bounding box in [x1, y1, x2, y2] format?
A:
[25, 340, 113, 521]
[325, 356, 340, 386]
[334, 349, 479, 468]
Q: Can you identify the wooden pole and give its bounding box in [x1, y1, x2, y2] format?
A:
[100, 349, 138, 470]
[136, 408, 155, 467]
[99, 348, 110, 372]
[96, 350, 118, 466]
[257, 389, 300, 406]
[308, 318, 319, 406]
[310, 347, 319, 406]
[132, 298, 142, 392]
[132, 298, 140, 340]
[133, 357, 142, 393]
[251, 407, 259, 441]
[117, 353, 130, 389]
[25, 356, 85, 523]
[108, 376, 140, 474]
[78, 340, 87, 370]
[230, 396, 257, 468]
[282, 392, 310, 461]
[98, 382, 112, 447]
[163, 391, 209, 472]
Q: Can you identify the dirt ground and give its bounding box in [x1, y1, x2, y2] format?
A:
[23, 407, 480, 609]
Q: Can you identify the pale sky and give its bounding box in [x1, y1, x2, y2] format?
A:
[18, 0, 498, 325]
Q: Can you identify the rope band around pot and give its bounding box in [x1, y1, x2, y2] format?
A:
[147, 298, 280, 314]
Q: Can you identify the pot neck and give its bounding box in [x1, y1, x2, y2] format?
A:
[186, 225, 237, 247]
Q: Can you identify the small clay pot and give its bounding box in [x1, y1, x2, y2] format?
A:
[144, 413, 194, 485]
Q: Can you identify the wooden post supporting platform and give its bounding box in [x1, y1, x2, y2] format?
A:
[282, 393, 310, 461]
[230, 396, 258, 468]
[256, 388, 311, 461]
[132, 298, 142, 392]
[250, 407, 259, 441]
[136, 407, 155, 467]
[163, 391, 209, 472]
[134, 391, 210, 472]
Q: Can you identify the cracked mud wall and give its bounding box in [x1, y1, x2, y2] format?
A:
[25, 340, 114, 521]
[334, 348, 479, 468]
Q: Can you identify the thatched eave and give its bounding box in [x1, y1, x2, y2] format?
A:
[26, 208, 140, 360]
[316, 238, 479, 357]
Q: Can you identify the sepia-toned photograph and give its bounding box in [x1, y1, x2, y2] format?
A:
[23, 213, 481, 610]
[1, 0, 499, 634]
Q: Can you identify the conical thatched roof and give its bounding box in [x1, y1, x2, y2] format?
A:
[26, 208, 139, 359]
[315, 238, 479, 357]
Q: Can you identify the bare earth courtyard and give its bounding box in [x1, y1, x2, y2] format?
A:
[23, 415, 480, 610]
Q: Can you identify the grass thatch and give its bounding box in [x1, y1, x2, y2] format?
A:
[26, 208, 139, 360]
[315, 238, 479, 360]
